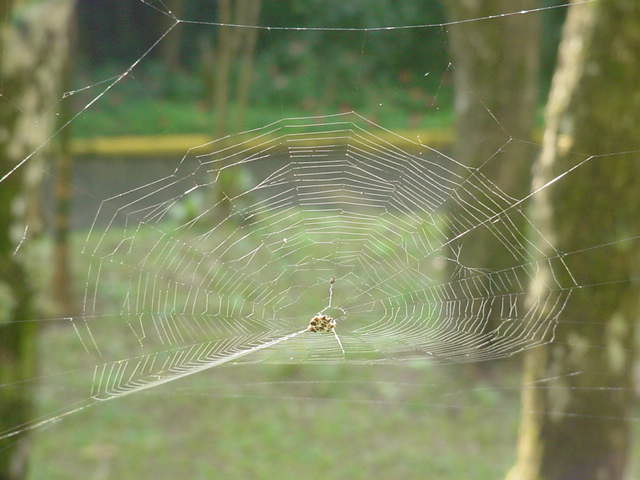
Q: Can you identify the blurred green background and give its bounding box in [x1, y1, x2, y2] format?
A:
[1, 1, 640, 479]
[70, 0, 565, 138]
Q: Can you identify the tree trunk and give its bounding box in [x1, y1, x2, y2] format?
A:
[508, 1, 640, 479]
[209, 0, 258, 220]
[234, 0, 262, 131]
[445, 0, 540, 268]
[160, 0, 186, 71]
[212, 0, 260, 137]
[0, 1, 74, 478]
[52, 7, 77, 316]
[213, 0, 235, 137]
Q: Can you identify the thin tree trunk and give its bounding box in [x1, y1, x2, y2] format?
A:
[213, 0, 257, 137]
[234, 0, 262, 131]
[0, 1, 74, 478]
[23, 163, 45, 239]
[508, 1, 640, 479]
[213, 0, 234, 137]
[160, 0, 186, 71]
[52, 7, 77, 316]
[210, 0, 257, 220]
[52, 113, 75, 315]
[200, 33, 216, 109]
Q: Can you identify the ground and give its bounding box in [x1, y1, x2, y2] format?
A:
[22, 210, 640, 480]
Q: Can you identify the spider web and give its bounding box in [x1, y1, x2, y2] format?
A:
[1, 0, 638, 449]
[79, 109, 573, 404]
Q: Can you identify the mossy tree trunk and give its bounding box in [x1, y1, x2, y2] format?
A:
[0, 1, 74, 478]
[444, 1, 540, 336]
[507, 1, 640, 479]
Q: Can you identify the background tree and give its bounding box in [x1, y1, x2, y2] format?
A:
[444, 0, 540, 281]
[234, 0, 262, 132]
[161, 0, 187, 71]
[508, 1, 640, 479]
[203, 0, 262, 220]
[52, 7, 77, 316]
[210, 0, 263, 136]
[0, 1, 75, 478]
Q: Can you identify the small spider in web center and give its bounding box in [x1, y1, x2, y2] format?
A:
[305, 276, 345, 357]
[307, 313, 336, 333]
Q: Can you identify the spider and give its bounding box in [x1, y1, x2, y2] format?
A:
[307, 313, 337, 333]
[306, 277, 345, 356]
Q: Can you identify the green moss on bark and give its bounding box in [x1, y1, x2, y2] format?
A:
[509, 1, 640, 479]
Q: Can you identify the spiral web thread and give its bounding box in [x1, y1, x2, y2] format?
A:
[76, 111, 577, 402]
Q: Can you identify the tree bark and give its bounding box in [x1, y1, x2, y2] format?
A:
[213, 0, 235, 137]
[508, 1, 640, 479]
[160, 0, 186, 71]
[52, 6, 77, 316]
[209, 0, 259, 220]
[234, 0, 262, 132]
[212, 0, 261, 137]
[0, 1, 74, 478]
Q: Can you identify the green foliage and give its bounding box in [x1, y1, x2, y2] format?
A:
[28, 277, 523, 479]
[26, 300, 640, 479]
[72, 2, 455, 138]
[71, 1, 563, 139]
[29, 361, 522, 479]
[73, 85, 454, 138]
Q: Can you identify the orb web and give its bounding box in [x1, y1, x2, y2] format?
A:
[78, 111, 574, 401]
[3, 1, 630, 448]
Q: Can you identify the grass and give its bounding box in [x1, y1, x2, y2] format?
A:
[22, 207, 640, 479]
[71, 58, 456, 139]
[29, 336, 522, 479]
[72, 97, 454, 139]
[23, 219, 523, 479]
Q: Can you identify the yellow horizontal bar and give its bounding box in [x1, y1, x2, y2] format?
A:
[71, 129, 454, 157]
[71, 134, 212, 156]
